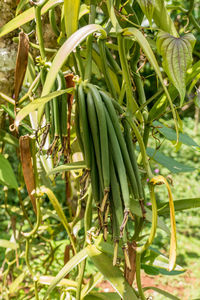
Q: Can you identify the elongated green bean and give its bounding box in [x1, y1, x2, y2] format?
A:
[87, 84, 110, 192]
[78, 84, 92, 169]
[100, 91, 139, 200]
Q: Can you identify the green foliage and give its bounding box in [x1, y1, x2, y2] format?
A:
[0, 0, 200, 299]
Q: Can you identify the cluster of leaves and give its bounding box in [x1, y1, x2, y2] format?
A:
[0, 0, 200, 299]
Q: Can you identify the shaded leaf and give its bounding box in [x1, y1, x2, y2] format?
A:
[153, 121, 199, 147]
[158, 198, 200, 215]
[146, 147, 195, 173]
[137, 0, 155, 25]
[157, 31, 196, 105]
[0, 154, 18, 189]
[87, 245, 138, 300]
[0, 129, 19, 148]
[14, 32, 29, 102]
[44, 248, 88, 299]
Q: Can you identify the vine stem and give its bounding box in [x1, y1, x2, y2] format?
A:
[76, 185, 92, 300]
[136, 252, 146, 300]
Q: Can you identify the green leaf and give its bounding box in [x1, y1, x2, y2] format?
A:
[0, 154, 18, 189]
[137, 0, 155, 25]
[157, 31, 196, 105]
[0, 239, 18, 250]
[142, 247, 184, 273]
[86, 245, 138, 300]
[39, 276, 77, 288]
[84, 293, 121, 300]
[0, 129, 19, 148]
[47, 161, 86, 175]
[64, 0, 80, 37]
[158, 198, 200, 215]
[130, 199, 170, 235]
[81, 273, 104, 298]
[149, 59, 200, 121]
[153, 121, 199, 147]
[41, 186, 72, 238]
[44, 248, 88, 299]
[0, 0, 62, 38]
[39, 24, 106, 122]
[146, 147, 195, 173]
[9, 272, 26, 294]
[123, 27, 179, 142]
[143, 286, 180, 300]
[15, 89, 72, 126]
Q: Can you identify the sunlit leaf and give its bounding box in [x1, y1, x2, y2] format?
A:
[44, 248, 88, 299]
[15, 89, 72, 127]
[0, 154, 18, 189]
[157, 32, 196, 105]
[87, 245, 138, 300]
[137, 0, 155, 25]
[151, 176, 176, 271]
[47, 161, 86, 175]
[143, 286, 180, 299]
[64, 0, 80, 37]
[39, 276, 77, 287]
[9, 272, 26, 294]
[0, 239, 18, 250]
[0, 0, 63, 38]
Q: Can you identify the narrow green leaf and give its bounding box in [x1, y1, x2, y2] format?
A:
[39, 276, 77, 287]
[146, 147, 195, 173]
[143, 286, 180, 300]
[157, 32, 196, 105]
[142, 247, 184, 273]
[153, 0, 178, 36]
[39, 24, 106, 122]
[0, 129, 19, 148]
[9, 272, 26, 294]
[15, 89, 72, 127]
[47, 161, 86, 175]
[137, 0, 155, 25]
[0, 239, 18, 250]
[123, 27, 179, 142]
[64, 0, 80, 37]
[81, 273, 104, 298]
[0, 154, 18, 189]
[87, 245, 138, 300]
[84, 293, 121, 300]
[106, 0, 122, 33]
[41, 186, 72, 238]
[158, 198, 200, 215]
[153, 121, 199, 147]
[43, 248, 88, 299]
[130, 199, 170, 235]
[0, 0, 63, 38]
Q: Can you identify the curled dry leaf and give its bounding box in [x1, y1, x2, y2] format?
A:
[14, 32, 29, 105]
[19, 135, 36, 213]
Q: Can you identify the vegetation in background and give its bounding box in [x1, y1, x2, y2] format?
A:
[0, 0, 200, 299]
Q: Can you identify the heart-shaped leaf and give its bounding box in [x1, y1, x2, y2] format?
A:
[157, 31, 196, 105]
[137, 0, 155, 25]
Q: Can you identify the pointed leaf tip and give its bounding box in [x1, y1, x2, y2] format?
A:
[157, 32, 196, 105]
